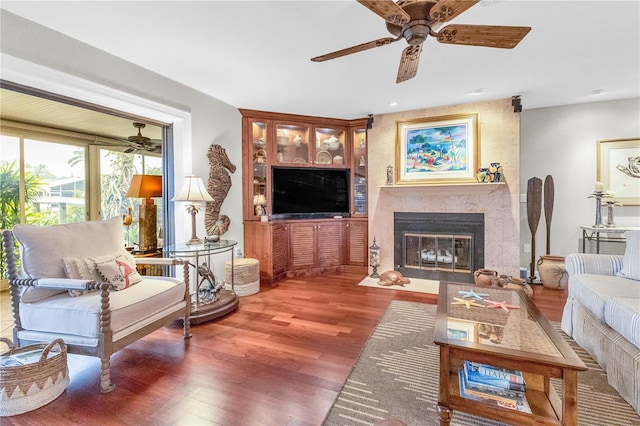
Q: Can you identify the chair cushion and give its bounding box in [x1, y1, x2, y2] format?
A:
[19, 277, 185, 338]
[618, 230, 640, 281]
[13, 217, 124, 302]
[13, 217, 124, 279]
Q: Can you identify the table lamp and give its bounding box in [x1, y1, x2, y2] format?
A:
[172, 175, 214, 245]
[253, 194, 266, 217]
[125, 174, 162, 252]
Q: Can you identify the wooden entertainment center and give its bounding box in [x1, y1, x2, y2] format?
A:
[240, 109, 369, 285]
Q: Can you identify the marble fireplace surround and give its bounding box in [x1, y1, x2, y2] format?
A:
[367, 98, 521, 279]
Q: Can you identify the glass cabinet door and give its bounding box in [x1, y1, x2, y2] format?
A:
[251, 120, 268, 218]
[315, 127, 346, 166]
[275, 123, 309, 164]
[352, 127, 367, 216]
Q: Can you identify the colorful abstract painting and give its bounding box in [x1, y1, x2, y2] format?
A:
[395, 114, 478, 184]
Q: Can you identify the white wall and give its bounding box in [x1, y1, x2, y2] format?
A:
[520, 98, 640, 267]
[0, 11, 244, 267]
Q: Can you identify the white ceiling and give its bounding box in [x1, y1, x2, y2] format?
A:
[1, 1, 639, 120]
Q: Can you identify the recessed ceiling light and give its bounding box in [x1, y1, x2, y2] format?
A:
[471, 89, 483, 95]
[389, 101, 398, 107]
[590, 89, 605, 95]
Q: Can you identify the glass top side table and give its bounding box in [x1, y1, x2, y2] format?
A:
[580, 226, 639, 253]
[165, 240, 239, 324]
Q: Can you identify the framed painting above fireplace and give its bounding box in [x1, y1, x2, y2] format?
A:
[395, 113, 479, 185]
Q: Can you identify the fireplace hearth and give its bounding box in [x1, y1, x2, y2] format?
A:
[394, 212, 484, 283]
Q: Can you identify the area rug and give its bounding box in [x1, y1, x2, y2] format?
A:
[357, 276, 440, 295]
[323, 301, 640, 426]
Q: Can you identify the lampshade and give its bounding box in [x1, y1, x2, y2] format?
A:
[253, 194, 266, 206]
[125, 175, 162, 199]
[172, 175, 214, 202]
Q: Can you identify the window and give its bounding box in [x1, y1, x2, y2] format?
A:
[0, 128, 163, 241]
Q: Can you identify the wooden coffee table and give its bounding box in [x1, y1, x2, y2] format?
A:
[433, 282, 586, 425]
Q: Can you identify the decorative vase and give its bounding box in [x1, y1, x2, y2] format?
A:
[474, 268, 498, 287]
[537, 255, 568, 290]
[489, 162, 503, 182]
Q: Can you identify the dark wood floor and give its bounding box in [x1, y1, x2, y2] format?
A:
[1, 273, 567, 425]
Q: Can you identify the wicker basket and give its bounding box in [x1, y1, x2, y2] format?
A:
[0, 338, 69, 416]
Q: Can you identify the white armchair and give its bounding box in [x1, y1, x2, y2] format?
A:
[1, 217, 192, 393]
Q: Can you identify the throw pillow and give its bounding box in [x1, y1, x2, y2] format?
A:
[62, 256, 102, 282]
[94, 253, 142, 291]
[62, 256, 103, 297]
[618, 230, 640, 281]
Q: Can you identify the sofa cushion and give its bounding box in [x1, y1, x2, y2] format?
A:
[604, 297, 640, 348]
[19, 277, 185, 338]
[618, 230, 640, 281]
[568, 273, 640, 323]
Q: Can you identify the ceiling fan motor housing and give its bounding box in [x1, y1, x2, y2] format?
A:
[386, 1, 436, 45]
[403, 20, 431, 45]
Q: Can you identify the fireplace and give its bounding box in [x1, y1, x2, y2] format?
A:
[394, 212, 484, 283]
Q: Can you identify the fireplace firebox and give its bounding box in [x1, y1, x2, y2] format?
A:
[394, 212, 484, 283]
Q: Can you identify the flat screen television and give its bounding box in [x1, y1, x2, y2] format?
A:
[271, 167, 350, 220]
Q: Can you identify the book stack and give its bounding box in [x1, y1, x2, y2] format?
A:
[458, 361, 531, 413]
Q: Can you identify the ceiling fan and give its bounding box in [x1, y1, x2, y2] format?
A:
[123, 122, 161, 153]
[311, 0, 531, 83]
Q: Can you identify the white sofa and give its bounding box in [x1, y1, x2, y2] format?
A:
[2, 217, 192, 393]
[561, 230, 640, 415]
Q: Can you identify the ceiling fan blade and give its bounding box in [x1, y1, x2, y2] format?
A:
[430, 0, 479, 22]
[357, 0, 410, 25]
[311, 36, 400, 62]
[436, 24, 531, 48]
[396, 44, 423, 83]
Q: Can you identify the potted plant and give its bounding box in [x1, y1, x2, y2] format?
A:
[0, 161, 44, 289]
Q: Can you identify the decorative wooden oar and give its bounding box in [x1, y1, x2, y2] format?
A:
[543, 175, 555, 255]
[527, 177, 543, 283]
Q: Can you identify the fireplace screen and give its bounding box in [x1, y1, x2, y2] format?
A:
[403, 233, 472, 273]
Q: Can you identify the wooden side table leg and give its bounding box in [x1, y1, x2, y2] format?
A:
[436, 404, 452, 426]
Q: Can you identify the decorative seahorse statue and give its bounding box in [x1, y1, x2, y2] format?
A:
[204, 144, 237, 237]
